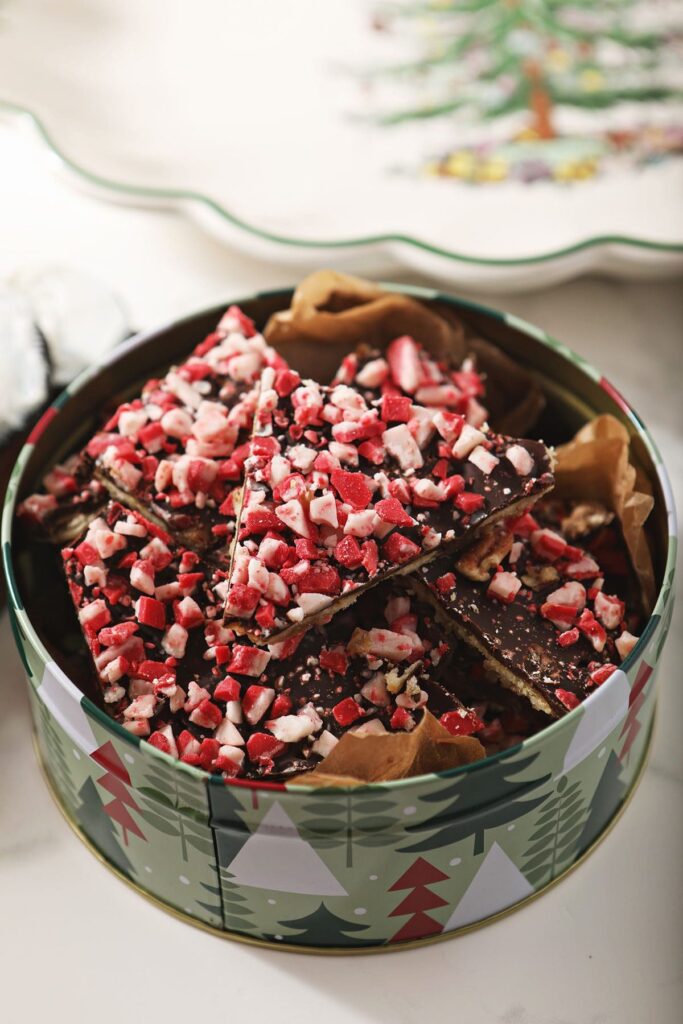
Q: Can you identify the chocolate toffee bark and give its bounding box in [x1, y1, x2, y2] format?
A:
[224, 365, 553, 643]
[63, 502, 483, 780]
[414, 504, 643, 717]
[332, 334, 490, 429]
[17, 453, 107, 544]
[85, 306, 283, 557]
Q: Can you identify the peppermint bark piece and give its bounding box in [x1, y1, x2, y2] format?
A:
[62, 502, 481, 780]
[224, 367, 554, 643]
[86, 305, 283, 557]
[62, 502, 220, 719]
[333, 334, 489, 429]
[413, 506, 643, 718]
[17, 452, 106, 544]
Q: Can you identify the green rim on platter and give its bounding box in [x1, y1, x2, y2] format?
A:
[2, 98, 682, 269]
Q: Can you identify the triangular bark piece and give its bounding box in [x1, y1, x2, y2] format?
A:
[223, 366, 553, 643]
[86, 306, 278, 557]
[414, 502, 643, 718]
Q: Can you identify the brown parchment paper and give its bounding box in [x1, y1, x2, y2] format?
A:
[289, 711, 485, 788]
[264, 270, 543, 434]
[265, 270, 466, 379]
[469, 338, 546, 436]
[553, 414, 656, 612]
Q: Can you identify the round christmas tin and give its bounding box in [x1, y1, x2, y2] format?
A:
[2, 286, 675, 952]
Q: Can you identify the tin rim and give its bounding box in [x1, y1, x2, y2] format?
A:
[3, 283, 677, 795]
[34, 710, 655, 954]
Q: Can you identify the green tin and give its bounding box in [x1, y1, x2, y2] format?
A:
[2, 286, 675, 952]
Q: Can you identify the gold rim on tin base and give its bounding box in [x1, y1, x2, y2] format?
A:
[34, 719, 654, 956]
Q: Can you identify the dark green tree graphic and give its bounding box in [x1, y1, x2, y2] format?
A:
[195, 862, 222, 920]
[299, 792, 399, 869]
[137, 758, 213, 862]
[577, 750, 626, 853]
[75, 776, 135, 876]
[370, 0, 683, 140]
[219, 867, 259, 934]
[521, 776, 587, 887]
[401, 751, 551, 856]
[37, 699, 78, 815]
[270, 902, 375, 948]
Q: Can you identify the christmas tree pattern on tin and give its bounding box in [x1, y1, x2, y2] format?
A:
[35, 693, 79, 816]
[577, 750, 626, 854]
[91, 742, 146, 847]
[521, 775, 588, 888]
[225, 801, 347, 896]
[618, 661, 654, 764]
[208, 776, 252, 867]
[136, 756, 213, 863]
[269, 902, 374, 948]
[219, 867, 260, 935]
[298, 790, 400, 869]
[388, 857, 449, 943]
[444, 842, 534, 931]
[401, 750, 550, 857]
[75, 776, 135, 876]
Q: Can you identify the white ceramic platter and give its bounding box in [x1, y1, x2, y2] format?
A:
[1, 0, 682, 291]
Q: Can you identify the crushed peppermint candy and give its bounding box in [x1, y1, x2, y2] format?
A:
[17, 452, 107, 544]
[82, 306, 284, 556]
[63, 501, 486, 779]
[24, 297, 652, 778]
[223, 361, 553, 643]
[415, 501, 643, 719]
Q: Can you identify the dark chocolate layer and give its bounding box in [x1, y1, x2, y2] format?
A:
[63, 502, 483, 780]
[224, 361, 553, 643]
[414, 504, 643, 717]
[84, 306, 279, 556]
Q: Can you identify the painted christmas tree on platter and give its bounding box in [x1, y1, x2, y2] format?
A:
[365, 0, 683, 182]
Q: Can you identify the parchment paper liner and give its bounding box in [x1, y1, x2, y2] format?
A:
[265, 270, 544, 435]
[290, 711, 484, 788]
[554, 413, 655, 612]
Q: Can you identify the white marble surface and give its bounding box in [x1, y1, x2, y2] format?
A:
[0, 123, 682, 1024]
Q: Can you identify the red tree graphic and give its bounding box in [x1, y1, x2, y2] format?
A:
[91, 742, 146, 846]
[388, 857, 449, 943]
[618, 662, 653, 765]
